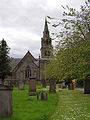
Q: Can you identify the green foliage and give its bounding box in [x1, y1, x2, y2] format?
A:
[45, 1, 90, 81]
[0, 39, 11, 81]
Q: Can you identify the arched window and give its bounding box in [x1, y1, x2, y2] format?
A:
[25, 65, 31, 78]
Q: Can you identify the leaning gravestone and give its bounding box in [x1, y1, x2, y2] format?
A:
[49, 78, 56, 93]
[18, 81, 24, 90]
[29, 77, 36, 96]
[84, 75, 90, 94]
[0, 84, 13, 116]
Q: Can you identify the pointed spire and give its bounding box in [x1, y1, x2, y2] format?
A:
[44, 17, 48, 32]
[43, 17, 49, 37]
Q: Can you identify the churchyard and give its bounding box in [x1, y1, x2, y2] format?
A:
[0, 84, 58, 120]
[0, 83, 90, 120]
[0, 1, 90, 120]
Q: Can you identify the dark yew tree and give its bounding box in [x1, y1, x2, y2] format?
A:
[0, 39, 11, 83]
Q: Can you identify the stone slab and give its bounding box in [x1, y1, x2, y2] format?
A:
[0, 85, 13, 116]
[29, 77, 36, 95]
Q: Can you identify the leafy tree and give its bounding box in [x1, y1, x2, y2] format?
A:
[45, 1, 90, 82]
[48, 0, 90, 45]
[0, 39, 11, 83]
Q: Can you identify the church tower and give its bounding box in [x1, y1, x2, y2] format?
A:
[41, 18, 53, 58]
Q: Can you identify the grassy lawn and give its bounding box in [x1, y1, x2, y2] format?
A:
[50, 90, 90, 120]
[0, 86, 90, 120]
[0, 85, 58, 120]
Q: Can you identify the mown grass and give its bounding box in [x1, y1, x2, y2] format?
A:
[50, 90, 90, 120]
[1, 86, 90, 120]
[0, 85, 58, 120]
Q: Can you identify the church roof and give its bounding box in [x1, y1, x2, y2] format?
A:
[10, 58, 21, 71]
[11, 51, 39, 72]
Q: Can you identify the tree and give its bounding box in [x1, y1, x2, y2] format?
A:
[45, 1, 90, 82]
[48, 0, 90, 44]
[0, 39, 11, 83]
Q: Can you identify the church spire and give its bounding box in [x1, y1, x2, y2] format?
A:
[41, 18, 53, 58]
[43, 17, 49, 38]
[44, 17, 48, 31]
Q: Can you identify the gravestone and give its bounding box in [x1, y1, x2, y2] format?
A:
[0, 84, 13, 116]
[49, 79, 56, 93]
[37, 91, 48, 100]
[84, 75, 90, 94]
[18, 81, 24, 90]
[29, 77, 36, 96]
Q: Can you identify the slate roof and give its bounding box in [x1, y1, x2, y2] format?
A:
[10, 51, 39, 71]
[10, 58, 21, 71]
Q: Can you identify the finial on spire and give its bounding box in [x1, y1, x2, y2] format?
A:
[44, 17, 49, 33]
[45, 17, 47, 24]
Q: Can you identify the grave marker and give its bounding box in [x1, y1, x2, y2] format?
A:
[0, 84, 13, 116]
[49, 78, 56, 93]
[29, 77, 36, 95]
[18, 81, 24, 90]
[84, 75, 90, 94]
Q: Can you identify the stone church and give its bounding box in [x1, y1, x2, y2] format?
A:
[11, 18, 53, 83]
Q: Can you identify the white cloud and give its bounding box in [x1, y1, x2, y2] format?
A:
[0, 27, 41, 58]
[0, 0, 86, 58]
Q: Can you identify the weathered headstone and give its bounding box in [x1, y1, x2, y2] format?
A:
[49, 79, 56, 93]
[29, 77, 36, 95]
[0, 84, 13, 116]
[18, 81, 24, 90]
[37, 91, 48, 100]
[84, 75, 90, 94]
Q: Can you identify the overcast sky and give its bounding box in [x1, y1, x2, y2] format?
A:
[0, 0, 85, 58]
